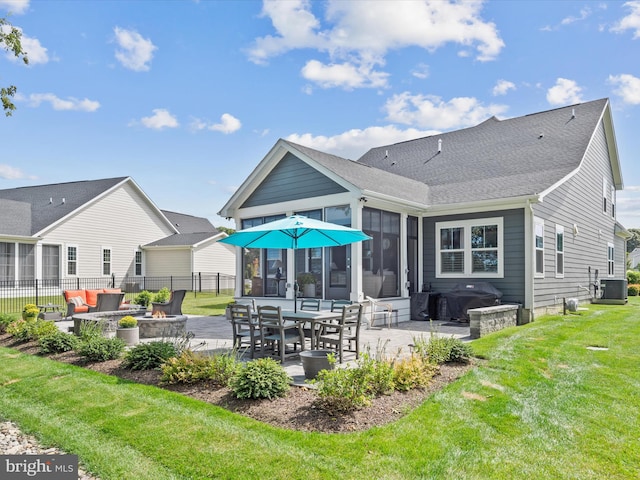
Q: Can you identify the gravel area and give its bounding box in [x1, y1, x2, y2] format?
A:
[0, 420, 100, 480]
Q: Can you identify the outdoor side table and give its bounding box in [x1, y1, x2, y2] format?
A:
[37, 303, 64, 321]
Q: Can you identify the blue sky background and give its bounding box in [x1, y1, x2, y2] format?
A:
[1, 0, 639, 229]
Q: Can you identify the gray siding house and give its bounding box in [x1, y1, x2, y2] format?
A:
[0, 177, 235, 291]
[219, 99, 628, 322]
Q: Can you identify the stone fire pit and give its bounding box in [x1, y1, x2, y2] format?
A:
[72, 310, 187, 338]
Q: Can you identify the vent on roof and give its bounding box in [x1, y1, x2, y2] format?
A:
[62, 198, 65, 204]
[49, 197, 52, 204]
[438, 139, 442, 153]
[384, 150, 388, 158]
[571, 108, 576, 119]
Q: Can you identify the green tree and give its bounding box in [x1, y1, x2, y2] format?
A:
[1, 17, 29, 116]
[627, 228, 640, 253]
[217, 226, 236, 236]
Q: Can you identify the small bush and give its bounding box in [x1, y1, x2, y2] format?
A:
[413, 335, 473, 364]
[118, 315, 138, 328]
[38, 331, 79, 354]
[133, 290, 153, 307]
[0, 313, 18, 334]
[161, 349, 239, 385]
[393, 355, 440, 391]
[315, 366, 373, 411]
[627, 270, 640, 285]
[77, 336, 125, 362]
[357, 353, 396, 396]
[7, 318, 57, 342]
[123, 341, 178, 370]
[153, 287, 171, 304]
[229, 357, 290, 400]
[78, 320, 107, 340]
[628, 284, 640, 296]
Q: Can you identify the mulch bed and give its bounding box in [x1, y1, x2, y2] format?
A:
[0, 333, 473, 433]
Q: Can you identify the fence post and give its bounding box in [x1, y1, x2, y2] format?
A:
[216, 273, 220, 296]
[35, 279, 39, 306]
[111, 273, 115, 288]
[170, 276, 173, 291]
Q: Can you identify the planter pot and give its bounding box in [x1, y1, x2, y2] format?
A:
[303, 284, 316, 298]
[300, 349, 335, 380]
[116, 327, 139, 346]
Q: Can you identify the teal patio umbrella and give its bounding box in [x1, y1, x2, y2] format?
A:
[219, 215, 371, 311]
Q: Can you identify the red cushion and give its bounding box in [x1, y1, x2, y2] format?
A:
[64, 290, 87, 303]
[85, 289, 103, 307]
[73, 304, 89, 313]
[103, 288, 121, 294]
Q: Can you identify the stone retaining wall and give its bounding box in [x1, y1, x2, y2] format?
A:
[468, 304, 519, 339]
[72, 310, 186, 338]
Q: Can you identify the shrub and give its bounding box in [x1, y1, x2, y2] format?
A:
[315, 365, 374, 411]
[38, 331, 79, 354]
[393, 355, 440, 391]
[229, 357, 290, 400]
[118, 315, 138, 328]
[78, 320, 107, 340]
[7, 318, 57, 342]
[153, 287, 171, 304]
[123, 341, 178, 370]
[0, 313, 18, 334]
[413, 335, 473, 364]
[77, 336, 125, 362]
[628, 284, 640, 296]
[160, 349, 239, 385]
[133, 290, 153, 307]
[357, 353, 395, 396]
[627, 270, 640, 285]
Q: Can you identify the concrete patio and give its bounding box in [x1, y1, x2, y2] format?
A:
[58, 314, 470, 384]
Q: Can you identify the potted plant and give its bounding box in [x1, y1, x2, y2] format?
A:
[299, 350, 335, 380]
[22, 304, 39, 321]
[116, 315, 139, 346]
[297, 272, 316, 298]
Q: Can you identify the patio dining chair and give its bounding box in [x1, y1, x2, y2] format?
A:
[366, 296, 396, 329]
[258, 305, 305, 363]
[229, 303, 263, 359]
[299, 298, 320, 311]
[316, 303, 363, 363]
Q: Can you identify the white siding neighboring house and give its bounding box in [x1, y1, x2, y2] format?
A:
[630, 248, 640, 269]
[0, 177, 235, 289]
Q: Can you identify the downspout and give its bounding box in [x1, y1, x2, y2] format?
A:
[524, 199, 535, 322]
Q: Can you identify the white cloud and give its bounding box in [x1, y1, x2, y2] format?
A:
[139, 109, 178, 129]
[1, 25, 48, 64]
[561, 7, 592, 25]
[190, 113, 241, 134]
[248, 0, 504, 89]
[608, 73, 640, 104]
[546, 78, 584, 106]
[611, 1, 640, 38]
[384, 93, 508, 130]
[411, 63, 430, 80]
[0, 164, 27, 179]
[492, 79, 516, 96]
[0, 0, 29, 15]
[27, 93, 100, 111]
[301, 59, 388, 89]
[286, 125, 439, 160]
[113, 26, 157, 72]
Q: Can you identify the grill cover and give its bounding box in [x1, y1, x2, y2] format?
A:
[441, 282, 502, 321]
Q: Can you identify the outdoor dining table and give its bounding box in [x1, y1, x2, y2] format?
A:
[280, 309, 342, 349]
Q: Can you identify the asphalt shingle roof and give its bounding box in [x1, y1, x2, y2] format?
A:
[161, 210, 218, 234]
[357, 99, 608, 205]
[0, 177, 127, 236]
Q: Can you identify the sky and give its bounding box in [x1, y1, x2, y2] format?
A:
[0, 0, 639, 230]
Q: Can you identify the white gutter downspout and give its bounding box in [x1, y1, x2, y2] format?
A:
[524, 199, 535, 321]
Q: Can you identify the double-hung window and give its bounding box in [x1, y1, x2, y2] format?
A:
[436, 217, 503, 278]
[556, 225, 564, 278]
[534, 217, 544, 278]
[102, 247, 111, 276]
[608, 243, 615, 276]
[67, 246, 77, 276]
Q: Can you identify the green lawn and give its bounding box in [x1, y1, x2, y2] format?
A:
[1, 298, 639, 479]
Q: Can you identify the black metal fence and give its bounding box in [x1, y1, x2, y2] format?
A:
[0, 273, 235, 315]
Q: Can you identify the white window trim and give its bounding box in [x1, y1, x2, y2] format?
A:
[134, 248, 143, 276]
[602, 178, 608, 215]
[607, 242, 615, 277]
[435, 217, 504, 278]
[102, 246, 112, 276]
[534, 217, 544, 278]
[555, 225, 564, 279]
[66, 244, 78, 277]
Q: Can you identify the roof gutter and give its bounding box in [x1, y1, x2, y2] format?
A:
[424, 194, 541, 217]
